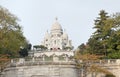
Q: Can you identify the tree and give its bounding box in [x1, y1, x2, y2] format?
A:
[33, 45, 47, 50]
[106, 13, 120, 58]
[63, 46, 73, 50]
[78, 43, 87, 54]
[19, 43, 31, 57]
[0, 54, 10, 74]
[87, 10, 120, 59]
[0, 6, 27, 58]
[25, 43, 32, 50]
[19, 48, 28, 57]
[88, 10, 109, 56]
[105, 74, 115, 77]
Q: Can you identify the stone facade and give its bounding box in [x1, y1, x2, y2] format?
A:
[29, 50, 74, 58]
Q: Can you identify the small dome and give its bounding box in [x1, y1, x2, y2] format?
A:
[63, 32, 68, 39]
[51, 18, 62, 31]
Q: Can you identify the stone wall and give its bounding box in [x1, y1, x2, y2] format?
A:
[78, 59, 120, 77]
[4, 64, 79, 77]
[1, 58, 120, 77]
[2, 58, 79, 77]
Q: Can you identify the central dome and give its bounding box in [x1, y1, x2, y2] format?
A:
[51, 17, 62, 31]
[51, 18, 63, 31]
[51, 18, 63, 34]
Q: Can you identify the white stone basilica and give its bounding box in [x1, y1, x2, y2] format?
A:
[41, 18, 72, 50]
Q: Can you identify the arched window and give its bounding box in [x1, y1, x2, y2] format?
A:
[58, 48, 60, 50]
[50, 48, 53, 50]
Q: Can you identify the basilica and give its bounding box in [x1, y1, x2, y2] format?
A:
[41, 18, 73, 50]
[31, 18, 74, 58]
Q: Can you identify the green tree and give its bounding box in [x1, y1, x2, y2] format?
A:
[87, 10, 110, 56]
[87, 11, 120, 58]
[19, 43, 32, 57]
[78, 43, 87, 54]
[63, 46, 73, 50]
[19, 48, 28, 57]
[33, 45, 47, 50]
[78, 10, 120, 59]
[0, 6, 27, 58]
[106, 13, 120, 58]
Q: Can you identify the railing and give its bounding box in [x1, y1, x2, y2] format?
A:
[10, 58, 120, 67]
[78, 59, 120, 66]
[29, 50, 73, 52]
[9, 57, 76, 67]
[10, 61, 76, 67]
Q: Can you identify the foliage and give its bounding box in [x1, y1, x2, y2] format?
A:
[75, 51, 99, 61]
[74, 51, 115, 77]
[26, 43, 32, 50]
[19, 48, 28, 57]
[0, 54, 10, 64]
[78, 43, 89, 54]
[84, 10, 120, 59]
[105, 74, 116, 77]
[33, 45, 47, 50]
[63, 46, 73, 50]
[0, 54, 10, 73]
[18, 43, 32, 57]
[0, 6, 27, 58]
[90, 65, 115, 77]
[87, 10, 109, 56]
[76, 10, 120, 77]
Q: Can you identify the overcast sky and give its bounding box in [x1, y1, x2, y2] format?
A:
[0, 0, 120, 48]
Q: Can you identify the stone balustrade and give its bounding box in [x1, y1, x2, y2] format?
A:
[10, 58, 120, 67]
[78, 59, 120, 65]
[2, 58, 120, 77]
[10, 57, 76, 67]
